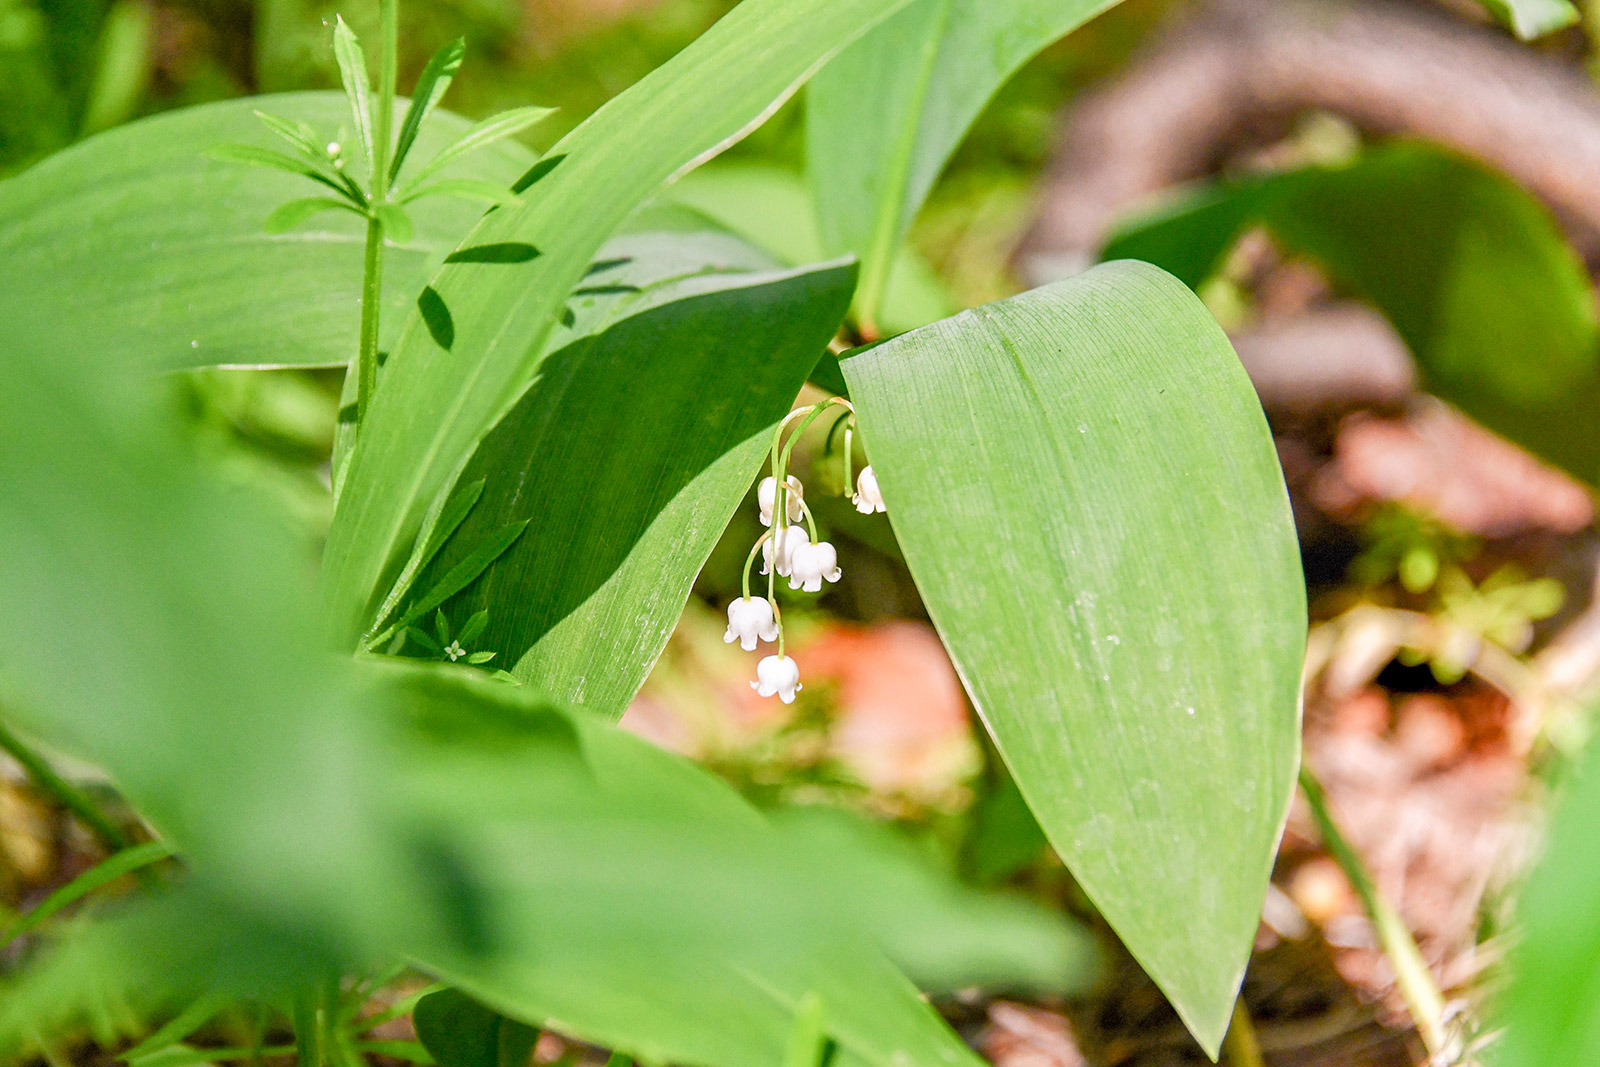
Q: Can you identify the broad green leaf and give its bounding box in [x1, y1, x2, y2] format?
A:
[321, 0, 917, 646]
[1104, 142, 1600, 484]
[413, 988, 538, 1067]
[393, 37, 467, 182]
[1499, 736, 1600, 1067]
[806, 0, 1124, 327]
[771, 806, 1093, 994]
[670, 162, 954, 335]
[372, 665, 1047, 1067]
[421, 245, 854, 716]
[0, 312, 1026, 1067]
[0, 92, 532, 371]
[839, 261, 1306, 1053]
[333, 16, 374, 166]
[1476, 0, 1579, 39]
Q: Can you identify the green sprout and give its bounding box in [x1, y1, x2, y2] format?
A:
[406, 607, 496, 667]
[209, 9, 552, 430]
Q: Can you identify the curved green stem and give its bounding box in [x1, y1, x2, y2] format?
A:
[842, 422, 854, 498]
[1221, 1000, 1264, 1067]
[742, 530, 773, 600]
[797, 499, 819, 543]
[0, 718, 131, 853]
[1300, 765, 1447, 1055]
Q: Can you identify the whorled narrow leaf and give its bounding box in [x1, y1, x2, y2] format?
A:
[806, 0, 1125, 326]
[332, 16, 374, 166]
[416, 236, 854, 717]
[320, 0, 917, 647]
[263, 196, 365, 233]
[396, 106, 556, 197]
[840, 261, 1306, 1053]
[1103, 142, 1600, 485]
[0, 93, 533, 371]
[392, 37, 467, 182]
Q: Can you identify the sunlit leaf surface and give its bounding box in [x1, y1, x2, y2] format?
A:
[841, 261, 1305, 1053]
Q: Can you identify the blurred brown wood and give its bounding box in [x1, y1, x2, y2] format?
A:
[1019, 0, 1600, 280]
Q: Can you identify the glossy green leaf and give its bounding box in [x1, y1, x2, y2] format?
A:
[1500, 736, 1600, 1067]
[1476, 0, 1579, 39]
[840, 261, 1305, 1053]
[321, 0, 916, 646]
[0, 92, 532, 370]
[1104, 142, 1600, 484]
[421, 243, 854, 716]
[806, 0, 1124, 325]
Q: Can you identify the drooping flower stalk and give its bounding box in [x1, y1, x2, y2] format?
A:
[736, 396, 878, 698]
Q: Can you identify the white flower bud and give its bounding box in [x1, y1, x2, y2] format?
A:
[788, 539, 841, 593]
[758, 475, 805, 527]
[723, 596, 779, 651]
[760, 525, 809, 578]
[751, 654, 802, 703]
[853, 465, 886, 514]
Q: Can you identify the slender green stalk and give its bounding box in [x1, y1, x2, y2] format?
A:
[0, 718, 131, 853]
[1220, 1000, 1264, 1067]
[354, 0, 401, 428]
[355, 219, 385, 427]
[0, 840, 173, 948]
[248, 1003, 270, 1067]
[1300, 765, 1447, 1055]
[796, 499, 820, 543]
[293, 987, 322, 1067]
[742, 530, 773, 600]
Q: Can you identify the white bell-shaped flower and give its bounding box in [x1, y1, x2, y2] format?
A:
[853, 465, 886, 514]
[751, 654, 802, 703]
[761, 525, 809, 578]
[723, 596, 779, 651]
[788, 539, 841, 593]
[758, 475, 805, 527]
